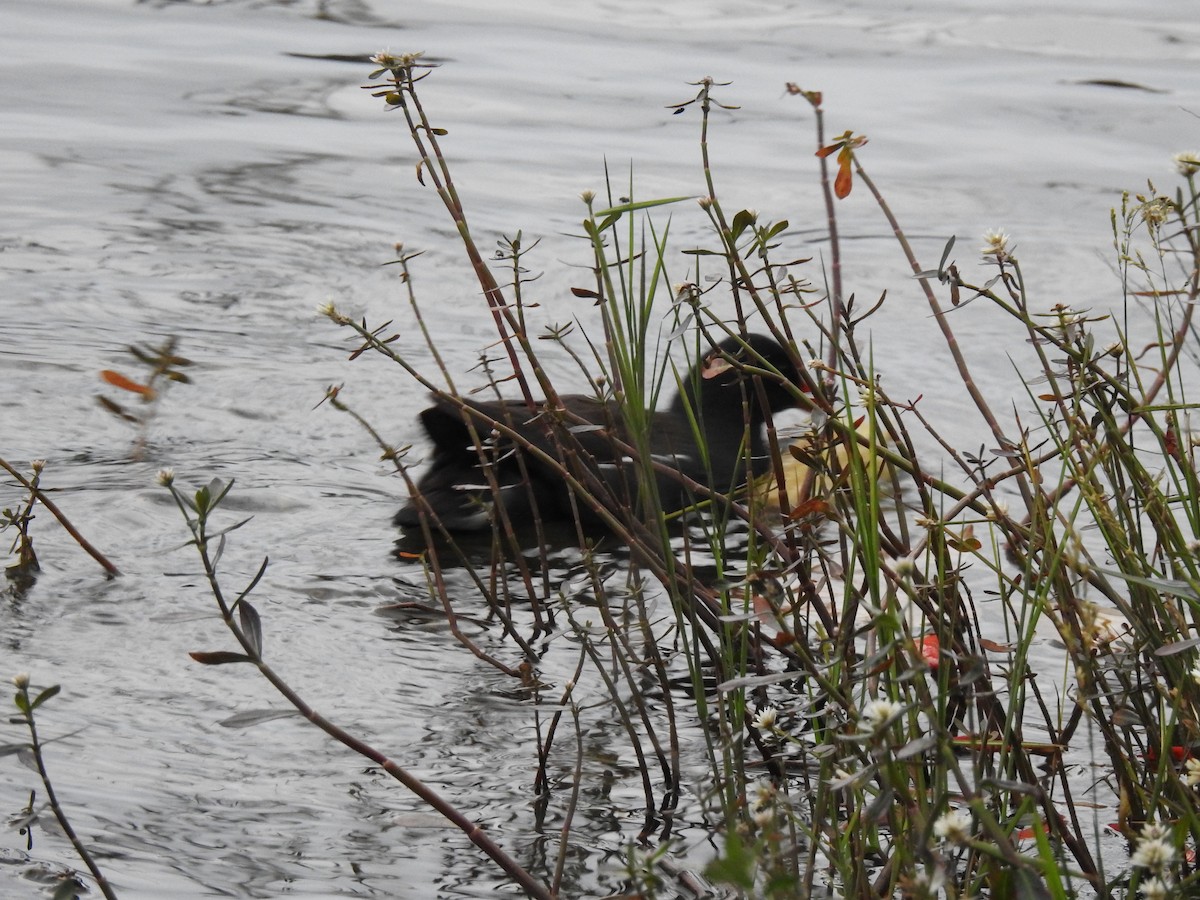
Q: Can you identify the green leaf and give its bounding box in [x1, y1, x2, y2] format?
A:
[895, 733, 938, 760]
[30, 685, 60, 711]
[762, 219, 789, 241]
[595, 212, 622, 232]
[235, 556, 270, 605]
[238, 601, 263, 658]
[218, 709, 297, 728]
[593, 195, 693, 217]
[189, 651, 255, 665]
[1154, 636, 1200, 657]
[730, 208, 756, 240]
[1096, 567, 1200, 602]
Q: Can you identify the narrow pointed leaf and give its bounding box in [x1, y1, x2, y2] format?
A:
[189, 651, 255, 665]
[100, 370, 153, 396]
[593, 195, 693, 216]
[218, 709, 298, 728]
[239, 601, 263, 658]
[30, 685, 60, 710]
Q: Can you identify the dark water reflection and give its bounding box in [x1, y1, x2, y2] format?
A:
[3, 0, 1199, 896]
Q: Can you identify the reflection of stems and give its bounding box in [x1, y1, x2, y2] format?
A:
[0, 457, 120, 578]
[13, 680, 119, 900]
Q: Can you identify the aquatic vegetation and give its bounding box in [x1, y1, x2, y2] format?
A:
[4, 675, 116, 900]
[95, 336, 192, 461]
[320, 54, 1200, 898]
[8, 50, 1197, 900]
[0, 457, 120, 589]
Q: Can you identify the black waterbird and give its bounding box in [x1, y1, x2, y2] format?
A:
[394, 333, 802, 531]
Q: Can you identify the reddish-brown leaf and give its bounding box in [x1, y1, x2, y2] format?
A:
[101, 369, 154, 396]
[834, 159, 853, 199]
[979, 638, 1013, 653]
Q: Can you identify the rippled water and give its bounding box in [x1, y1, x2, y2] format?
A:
[2, 0, 1199, 896]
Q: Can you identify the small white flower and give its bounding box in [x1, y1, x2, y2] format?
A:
[580, 190, 596, 205]
[980, 228, 1015, 263]
[156, 468, 175, 487]
[1174, 151, 1200, 176]
[752, 706, 778, 731]
[30, 459, 46, 474]
[1131, 823, 1176, 872]
[1184, 758, 1200, 789]
[933, 808, 973, 845]
[12, 673, 30, 690]
[1141, 876, 1171, 900]
[858, 698, 902, 733]
[752, 805, 773, 827]
[894, 557, 916, 578]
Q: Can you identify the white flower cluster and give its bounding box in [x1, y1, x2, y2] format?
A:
[1131, 821, 1178, 898]
[933, 808, 972, 846]
[857, 698, 902, 734]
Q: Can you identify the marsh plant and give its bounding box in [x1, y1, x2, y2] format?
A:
[3, 675, 116, 900]
[165, 56, 1200, 898]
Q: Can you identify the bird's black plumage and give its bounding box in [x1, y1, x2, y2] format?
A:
[394, 333, 801, 531]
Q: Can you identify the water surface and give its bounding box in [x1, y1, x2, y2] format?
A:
[2, 0, 1198, 896]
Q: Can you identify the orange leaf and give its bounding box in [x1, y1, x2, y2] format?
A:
[979, 638, 1013, 653]
[101, 369, 153, 396]
[920, 635, 940, 670]
[785, 498, 832, 520]
[834, 158, 853, 199]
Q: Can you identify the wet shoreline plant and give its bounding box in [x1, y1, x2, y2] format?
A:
[328, 54, 1200, 897]
[8, 51, 1195, 898]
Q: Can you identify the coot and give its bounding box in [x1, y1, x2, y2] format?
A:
[394, 333, 801, 531]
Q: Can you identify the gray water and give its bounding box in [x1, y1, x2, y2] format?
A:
[2, 0, 1199, 896]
